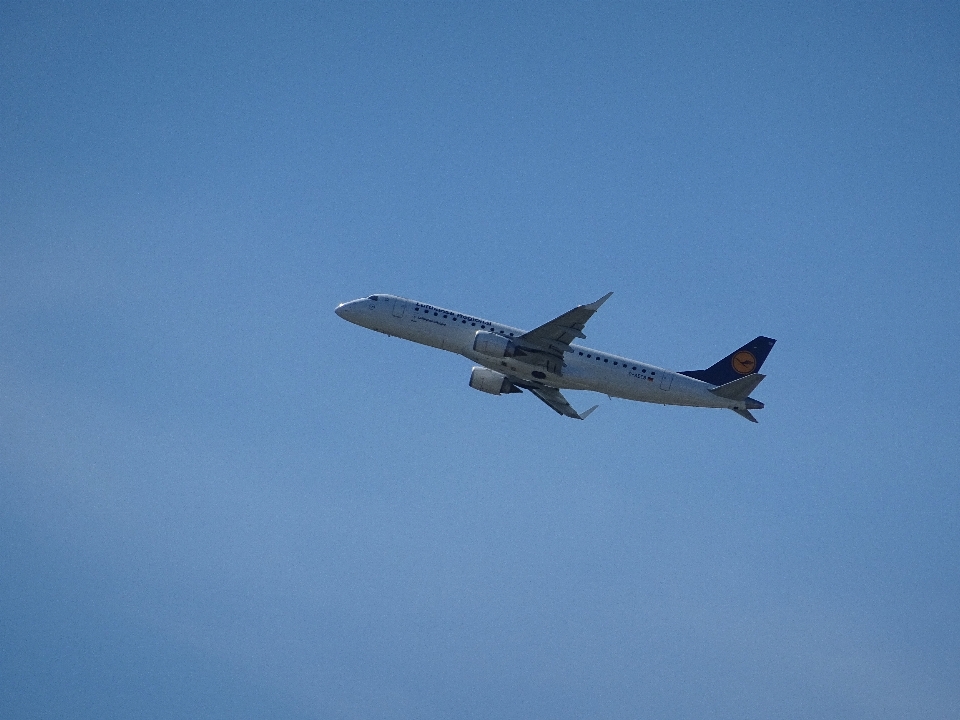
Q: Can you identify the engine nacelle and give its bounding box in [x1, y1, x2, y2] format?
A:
[469, 367, 521, 395]
[472, 331, 517, 358]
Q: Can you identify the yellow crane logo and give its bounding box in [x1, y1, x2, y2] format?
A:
[731, 351, 757, 374]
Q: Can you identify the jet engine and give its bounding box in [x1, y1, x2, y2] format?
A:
[469, 367, 522, 395]
[472, 331, 518, 358]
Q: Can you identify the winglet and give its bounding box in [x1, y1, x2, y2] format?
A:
[585, 292, 613, 311]
[578, 404, 599, 420]
[731, 407, 758, 423]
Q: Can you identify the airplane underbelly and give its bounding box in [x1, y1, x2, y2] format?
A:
[598, 372, 688, 404]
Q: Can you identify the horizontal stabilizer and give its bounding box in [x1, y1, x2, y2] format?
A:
[710, 373, 765, 401]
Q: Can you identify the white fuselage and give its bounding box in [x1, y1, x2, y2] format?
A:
[335, 294, 742, 411]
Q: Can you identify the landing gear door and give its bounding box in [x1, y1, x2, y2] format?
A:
[392, 299, 406, 318]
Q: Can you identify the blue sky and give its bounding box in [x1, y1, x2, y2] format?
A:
[2, 2, 959, 718]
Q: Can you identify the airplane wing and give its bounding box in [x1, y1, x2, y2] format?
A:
[524, 384, 598, 420]
[516, 292, 613, 373]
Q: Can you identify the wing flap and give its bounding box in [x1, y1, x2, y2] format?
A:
[526, 385, 597, 420]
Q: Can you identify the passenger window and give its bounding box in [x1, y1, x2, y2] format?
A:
[604, 358, 608, 362]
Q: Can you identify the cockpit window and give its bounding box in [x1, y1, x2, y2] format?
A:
[368, 295, 379, 301]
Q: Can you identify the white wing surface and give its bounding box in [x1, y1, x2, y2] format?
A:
[515, 292, 613, 373]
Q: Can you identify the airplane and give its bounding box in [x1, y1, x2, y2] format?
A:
[335, 293, 776, 422]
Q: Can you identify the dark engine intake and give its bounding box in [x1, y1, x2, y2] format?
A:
[469, 367, 521, 395]
[472, 331, 518, 358]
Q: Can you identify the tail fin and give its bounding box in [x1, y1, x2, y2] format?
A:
[679, 336, 776, 386]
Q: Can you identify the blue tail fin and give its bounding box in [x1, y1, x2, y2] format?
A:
[679, 336, 776, 386]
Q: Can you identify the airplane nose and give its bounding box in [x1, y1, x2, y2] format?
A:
[335, 300, 360, 322]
